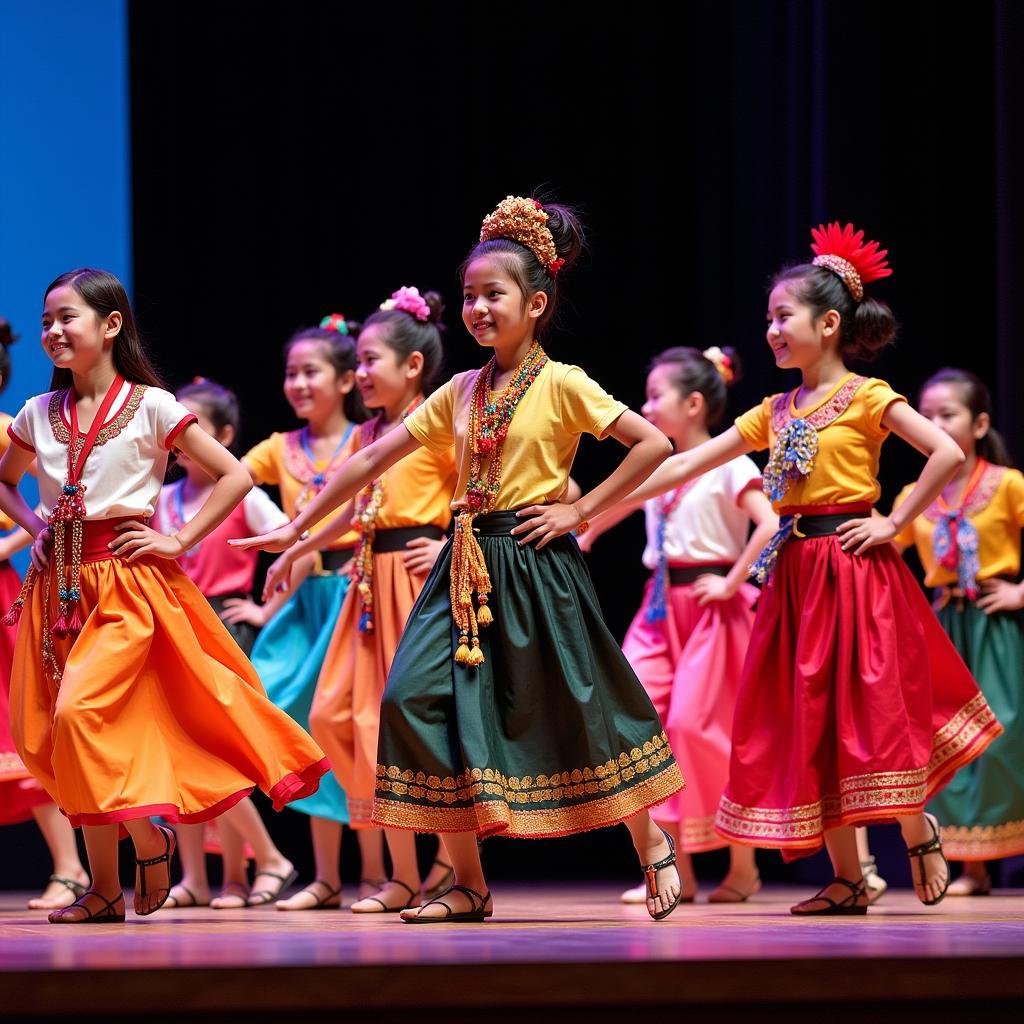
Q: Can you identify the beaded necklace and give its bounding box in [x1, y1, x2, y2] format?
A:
[294, 422, 355, 513]
[451, 341, 548, 666]
[645, 480, 699, 623]
[350, 394, 424, 632]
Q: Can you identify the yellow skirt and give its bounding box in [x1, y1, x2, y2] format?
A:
[9, 530, 329, 828]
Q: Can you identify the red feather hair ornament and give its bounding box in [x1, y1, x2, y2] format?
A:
[809, 222, 892, 302]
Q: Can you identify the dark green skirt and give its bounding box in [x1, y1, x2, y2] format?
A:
[928, 600, 1024, 860]
[372, 510, 684, 838]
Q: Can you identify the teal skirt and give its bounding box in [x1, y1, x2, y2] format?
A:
[928, 599, 1024, 860]
[250, 573, 350, 823]
[372, 510, 684, 838]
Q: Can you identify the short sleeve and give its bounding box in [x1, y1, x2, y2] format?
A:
[244, 486, 289, 534]
[9, 400, 37, 453]
[734, 397, 774, 451]
[405, 379, 456, 453]
[242, 435, 282, 486]
[150, 389, 198, 450]
[559, 366, 628, 439]
[861, 378, 906, 434]
[1005, 469, 1024, 528]
[726, 455, 762, 505]
[890, 483, 917, 547]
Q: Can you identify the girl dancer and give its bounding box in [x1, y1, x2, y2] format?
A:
[580, 346, 776, 904]
[608, 224, 1002, 914]
[237, 196, 685, 922]
[256, 288, 459, 913]
[154, 378, 301, 909]
[242, 319, 386, 910]
[892, 368, 1024, 894]
[0, 269, 328, 923]
[0, 317, 90, 911]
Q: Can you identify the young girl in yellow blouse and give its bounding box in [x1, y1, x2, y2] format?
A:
[237, 197, 686, 923]
[892, 368, 1024, 894]
[605, 225, 1002, 915]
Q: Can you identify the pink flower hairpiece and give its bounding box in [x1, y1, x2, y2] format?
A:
[380, 286, 431, 322]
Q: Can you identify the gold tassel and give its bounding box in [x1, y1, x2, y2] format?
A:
[455, 635, 471, 663]
[467, 639, 485, 666]
[476, 597, 493, 627]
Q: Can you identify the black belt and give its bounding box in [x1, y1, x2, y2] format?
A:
[668, 564, 729, 586]
[318, 549, 353, 572]
[785, 511, 869, 539]
[371, 525, 445, 553]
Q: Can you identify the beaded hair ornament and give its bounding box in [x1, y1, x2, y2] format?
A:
[749, 223, 892, 584]
[479, 196, 566, 276]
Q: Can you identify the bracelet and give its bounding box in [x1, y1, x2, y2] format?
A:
[172, 532, 188, 554]
[572, 502, 590, 535]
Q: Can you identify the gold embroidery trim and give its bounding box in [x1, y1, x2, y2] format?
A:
[923, 463, 1007, 523]
[770, 375, 867, 435]
[48, 385, 147, 450]
[939, 818, 1024, 860]
[373, 762, 685, 837]
[714, 695, 1003, 845]
[375, 731, 674, 806]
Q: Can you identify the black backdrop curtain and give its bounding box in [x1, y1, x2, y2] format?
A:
[6, 1, 1022, 890]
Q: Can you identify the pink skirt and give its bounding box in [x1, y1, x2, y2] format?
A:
[623, 569, 757, 850]
[715, 531, 1003, 859]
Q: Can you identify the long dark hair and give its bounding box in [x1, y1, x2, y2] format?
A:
[920, 367, 1013, 467]
[44, 269, 165, 391]
[0, 318, 17, 395]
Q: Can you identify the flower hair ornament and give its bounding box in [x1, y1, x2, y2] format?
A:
[380, 286, 432, 322]
[702, 347, 735, 385]
[480, 196, 565, 276]
[319, 313, 350, 335]
[810, 222, 892, 302]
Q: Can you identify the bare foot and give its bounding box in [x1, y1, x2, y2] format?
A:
[165, 883, 210, 908]
[48, 890, 125, 924]
[790, 879, 867, 914]
[210, 881, 250, 909]
[637, 833, 681, 919]
[400, 884, 492, 921]
[901, 813, 949, 905]
[275, 880, 341, 911]
[133, 824, 176, 916]
[28, 871, 90, 910]
[358, 877, 386, 901]
[708, 870, 761, 903]
[351, 879, 419, 913]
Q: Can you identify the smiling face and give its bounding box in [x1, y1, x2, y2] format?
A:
[283, 339, 352, 426]
[355, 322, 421, 413]
[919, 382, 987, 458]
[41, 284, 120, 376]
[765, 280, 836, 370]
[641, 364, 692, 442]
[461, 255, 544, 353]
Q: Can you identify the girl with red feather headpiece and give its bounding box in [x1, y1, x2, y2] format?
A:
[585, 223, 1003, 915]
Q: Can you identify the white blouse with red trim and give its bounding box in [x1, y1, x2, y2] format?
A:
[8, 382, 197, 521]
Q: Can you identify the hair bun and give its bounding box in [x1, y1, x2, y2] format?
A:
[702, 346, 741, 388]
[534, 199, 584, 275]
[0, 319, 19, 350]
[423, 290, 446, 328]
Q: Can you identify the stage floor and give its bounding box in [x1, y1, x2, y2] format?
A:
[1, 883, 1022, 1022]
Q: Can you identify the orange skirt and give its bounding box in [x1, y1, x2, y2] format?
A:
[311, 549, 428, 826]
[9, 525, 329, 828]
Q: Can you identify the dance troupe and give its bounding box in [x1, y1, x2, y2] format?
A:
[0, 197, 1018, 926]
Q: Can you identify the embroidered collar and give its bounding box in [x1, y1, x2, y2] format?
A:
[770, 373, 867, 435]
[924, 459, 1005, 523]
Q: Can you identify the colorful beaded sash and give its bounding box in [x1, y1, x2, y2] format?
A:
[646, 481, 698, 623]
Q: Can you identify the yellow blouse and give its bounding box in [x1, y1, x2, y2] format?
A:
[243, 428, 359, 550]
[734, 374, 906, 511]
[893, 463, 1024, 585]
[405, 359, 628, 511]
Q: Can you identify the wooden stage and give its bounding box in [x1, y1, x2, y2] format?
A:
[1, 883, 1022, 1023]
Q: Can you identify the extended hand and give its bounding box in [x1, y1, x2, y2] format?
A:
[690, 573, 736, 606]
[510, 503, 583, 551]
[836, 515, 897, 555]
[402, 536, 445, 576]
[219, 596, 268, 627]
[262, 551, 297, 601]
[976, 578, 1024, 615]
[110, 520, 186, 562]
[30, 527, 53, 571]
[229, 523, 299, 554]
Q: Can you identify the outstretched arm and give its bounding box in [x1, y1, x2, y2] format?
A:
[511, 410, 671, 550]
[232, 425, 422, 553]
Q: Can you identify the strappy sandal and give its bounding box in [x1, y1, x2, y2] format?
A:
[790, 876, 868, 916]
[860, 856, 888, 904]
[403, 883, 492, 924]
[642, 829, 684, 921]
[47, 874, 88, 900]
[707, 874, 761, 904]
[421, 859, 456, 902]
[275, 879, 341, 911]
[165, 884, 210, 909]
[352, 878, 419, 914]
[358, 877, 387, 900]
[210, 881, 250, 909]
[48, 889, 126, 924]
[135, 824, 176, 917]
[247, 867, 299, 906]
[906, 814, 951, 906]
[947, 872, 992, 897]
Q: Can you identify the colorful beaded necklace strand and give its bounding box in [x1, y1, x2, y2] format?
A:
[295, 422, 355, 513]
[451, 341, 548, 666]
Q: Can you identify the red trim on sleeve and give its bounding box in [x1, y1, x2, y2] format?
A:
[164, 413, 198, 451]
[735, 477, 763, 506]
[6, 424, 35, 453]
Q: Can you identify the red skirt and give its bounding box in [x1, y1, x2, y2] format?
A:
[715, 530, 1003, 859]
[0, 561, 51, 825]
